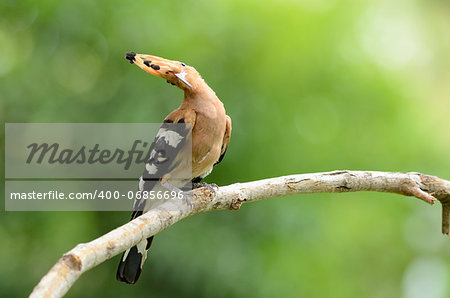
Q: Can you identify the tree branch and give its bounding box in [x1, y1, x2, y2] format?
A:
[30, 170, 450, 298]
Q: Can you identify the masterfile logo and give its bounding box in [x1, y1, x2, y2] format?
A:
[26, 140, 152, 170]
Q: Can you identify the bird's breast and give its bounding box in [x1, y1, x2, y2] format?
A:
[191, 110, 226, 177]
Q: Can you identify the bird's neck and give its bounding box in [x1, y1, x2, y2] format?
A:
[180, 79, 224, 116]
[182, 78, 219, 104]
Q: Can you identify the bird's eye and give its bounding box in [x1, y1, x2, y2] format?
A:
[181, 63, 186, 67]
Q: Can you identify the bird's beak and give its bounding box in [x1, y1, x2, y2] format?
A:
[125, 52, 192, 88]
[174, 72, 192, 88]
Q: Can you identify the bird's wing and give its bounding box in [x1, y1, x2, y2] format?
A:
[132, 109, 197, 214]
[215, 115, 232, 166]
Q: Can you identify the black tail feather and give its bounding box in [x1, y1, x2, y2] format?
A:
[116, 236, 154, 284]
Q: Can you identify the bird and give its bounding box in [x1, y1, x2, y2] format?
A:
[116, 52, 232, 284]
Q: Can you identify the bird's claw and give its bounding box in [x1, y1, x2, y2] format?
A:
[161, 181, 193, 209]
[192, 182, 218, 196]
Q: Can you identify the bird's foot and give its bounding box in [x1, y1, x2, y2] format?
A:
[161, 181, 193, 209]
[192, 182, 218, 196]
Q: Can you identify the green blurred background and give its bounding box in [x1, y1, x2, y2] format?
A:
[1, 0, 449, 297]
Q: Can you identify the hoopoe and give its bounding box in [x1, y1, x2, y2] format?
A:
[116, 52, 231, 284]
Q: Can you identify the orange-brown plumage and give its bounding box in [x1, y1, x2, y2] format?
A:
[129, 52, 231, 181]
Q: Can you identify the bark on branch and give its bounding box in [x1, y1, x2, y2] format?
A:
[30, 170, 450, 298]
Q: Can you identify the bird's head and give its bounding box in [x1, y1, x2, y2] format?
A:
[125, 52, 201, 92]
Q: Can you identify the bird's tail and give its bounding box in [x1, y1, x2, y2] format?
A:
[116, 236, 154, 284]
